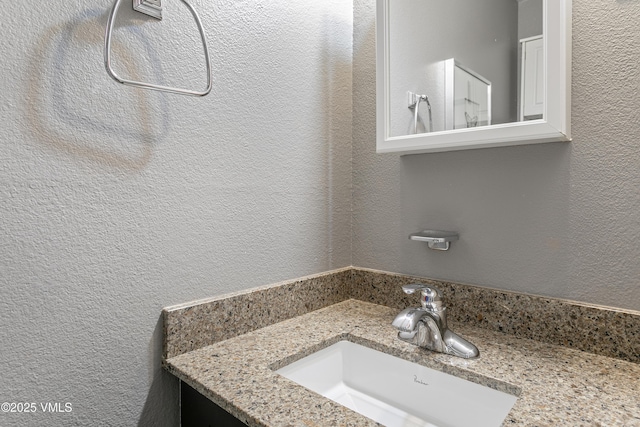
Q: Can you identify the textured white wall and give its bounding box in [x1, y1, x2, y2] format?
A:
[0, 1, 352, 426]
[353, 0, 640, 311]
[3, 0, 640, 425]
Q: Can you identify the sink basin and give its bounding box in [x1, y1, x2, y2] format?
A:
[276, 340, 517, 427]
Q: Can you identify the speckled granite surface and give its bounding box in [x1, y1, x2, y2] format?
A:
[165, 300, 640, 427]
[351, 268, 640, 363]
[164, 268, 352, 359]
[164, 267, 640, 363]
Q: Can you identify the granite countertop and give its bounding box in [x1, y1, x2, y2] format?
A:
[164, 299, 640, 426]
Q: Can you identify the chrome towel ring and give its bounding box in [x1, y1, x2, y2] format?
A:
[104, 0, 212, 97]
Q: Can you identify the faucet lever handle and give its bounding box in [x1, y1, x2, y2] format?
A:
[402, 283, 444, 309]
[401, 283, 428, 294]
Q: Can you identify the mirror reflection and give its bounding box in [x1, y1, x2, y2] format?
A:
[389, 0, 543, 137]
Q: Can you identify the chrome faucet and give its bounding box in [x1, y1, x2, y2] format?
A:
[392, 284, 479, 359]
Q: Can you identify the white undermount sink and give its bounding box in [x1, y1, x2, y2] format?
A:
[276, 341, 517, 427]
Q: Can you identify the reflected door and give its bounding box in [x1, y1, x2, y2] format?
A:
[520, 36, 544, 120]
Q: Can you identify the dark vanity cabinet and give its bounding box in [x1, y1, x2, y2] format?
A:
[181, 382, 248, 427]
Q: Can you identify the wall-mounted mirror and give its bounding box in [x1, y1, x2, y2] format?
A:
[376, 0, 572, 154]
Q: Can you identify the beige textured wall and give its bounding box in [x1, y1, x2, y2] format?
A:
[353, 0, 640, 311]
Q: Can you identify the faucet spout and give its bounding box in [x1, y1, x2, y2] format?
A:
[391, 307, 427, 332]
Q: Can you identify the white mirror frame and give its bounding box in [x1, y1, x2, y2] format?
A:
[376, 0, 572, 155]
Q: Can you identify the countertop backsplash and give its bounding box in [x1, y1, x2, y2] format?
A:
[164, 267, 640, 363]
